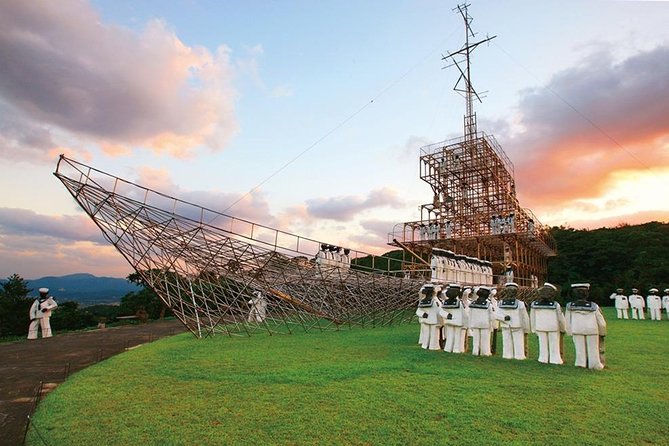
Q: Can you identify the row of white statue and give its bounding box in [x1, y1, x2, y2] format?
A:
[430, 249, 494, 285]
[315, 244, 352, 268]
[416, 282, 607, 370]
[609, 288, 669, 320]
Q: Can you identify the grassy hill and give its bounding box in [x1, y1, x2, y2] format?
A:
[27, 308, 669, 446]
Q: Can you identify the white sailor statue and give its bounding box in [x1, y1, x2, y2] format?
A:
[530, 283, 566, 365]
[439, 284, 469, 353]
[27, 288, 58, 339]
[565, 283, 607, 370]
[608, 288, 629, 319]
[467, 286, 494, 356]
[495, 282, 531, 360]
[663, 289, 669, 320]
[628, 288, 645, 319]
[247, 290, 268, 323]
[646, 288, 662, 321]
[415, 284, 442, 350]
[316, 244, 328, 266]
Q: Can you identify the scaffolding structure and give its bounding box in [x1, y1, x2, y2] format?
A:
[389, 3, 556, 285]
[54, 156, 427, 338]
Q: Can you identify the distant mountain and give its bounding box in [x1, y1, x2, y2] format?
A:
[24, 273, 141, 305]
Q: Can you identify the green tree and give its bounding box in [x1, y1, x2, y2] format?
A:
[50, 301, 97, 331]
[123, 271, 171, 319]
[547, 222, 669, 305]
[0, 274, 34, 336]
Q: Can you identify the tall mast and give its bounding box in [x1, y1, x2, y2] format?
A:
[442, 3, 496, 142]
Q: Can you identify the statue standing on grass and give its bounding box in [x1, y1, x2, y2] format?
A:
[27, 288, 58, 339]
[416, 284, 443, 350]
[646, 288, 662, 321]
[247, 291, 268, 323]
[495, 282, 530, 360]
[467, 286, 494, 356]
[628, 288, 645, 320]
[439, 284, 469, 354]
[608, 288, 629, 320]
[530, 283, 566, 365]
[565, 283, 607, 370]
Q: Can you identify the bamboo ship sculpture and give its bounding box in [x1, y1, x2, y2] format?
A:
[53, 4, 556, 339]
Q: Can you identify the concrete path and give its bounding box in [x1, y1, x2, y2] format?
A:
[0, 319, 187, 446]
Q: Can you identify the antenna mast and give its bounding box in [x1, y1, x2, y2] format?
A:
[442, 3, 496, 142]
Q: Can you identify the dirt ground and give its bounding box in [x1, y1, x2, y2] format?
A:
[0, 319, 187, 446]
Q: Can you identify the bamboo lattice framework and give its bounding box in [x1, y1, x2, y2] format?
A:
[389, 132, 557, 286]
[54, 156, 431, 338]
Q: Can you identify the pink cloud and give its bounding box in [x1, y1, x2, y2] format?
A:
[132, 167, 274, 225]
[0, 208, 130, 278]
[0, 0, 238, 162]
[555, 211, 669, 231]
[502, 45, 669, 208]
[305, 187, 404, 221]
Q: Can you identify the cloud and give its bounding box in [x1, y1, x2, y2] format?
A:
[0, 208, 130, 278]
[395, 135, 432, 161]
[0, 236, 129, 279]
[557, 211, 669, 231]
[305, 187, 404, 221]
[133, 167, 273, 225]
[503, 45, 669, 207]
[0, 207, 104, 243]
[0, 0, 238, 162]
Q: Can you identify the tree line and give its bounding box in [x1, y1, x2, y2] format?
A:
[547, 222, 669, 304]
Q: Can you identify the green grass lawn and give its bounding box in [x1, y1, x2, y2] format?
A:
[28, 308, 669, 445]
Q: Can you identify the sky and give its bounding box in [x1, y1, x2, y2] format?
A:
[1, 0, 668, 279]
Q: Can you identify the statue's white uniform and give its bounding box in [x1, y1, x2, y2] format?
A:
[565, 301, 607, 370]
[430, 256, 439, 282]
[663, 291, 669, 319]
[247, 292, 267, 323]
[27, 296, 58, 339]
[340, 252, 351, 268]
[495, 299, 531, 360]
[647, 293, 662, 321]
[530, 301, 566, 364]
[316, 248, 327, 266]
[416, 289, 443, 350]
[468, 300, 494, 356]
[439, 298, 469, 353]
[629, 292, 645, 319]
[609, 292, 629, 319]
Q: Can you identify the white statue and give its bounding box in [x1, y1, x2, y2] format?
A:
[565, 283, 607, 370]
[646, 288, 662, 321]
[247, 291, 268, 323]
[495, 282, 530, 360]
[609, 288, 629, 319]
[27, 288, 58, 339]
[415, 284, 443, 350]
[439, 284, 469, 354]
[530, 283, 566, 365]
[628, 288, 645, 319]
[467, 287, 494, 356]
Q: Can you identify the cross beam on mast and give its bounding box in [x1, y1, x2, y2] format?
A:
[442, 3, 496, 142]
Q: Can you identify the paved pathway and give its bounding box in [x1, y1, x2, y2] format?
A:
[0, 319, 187, 446]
